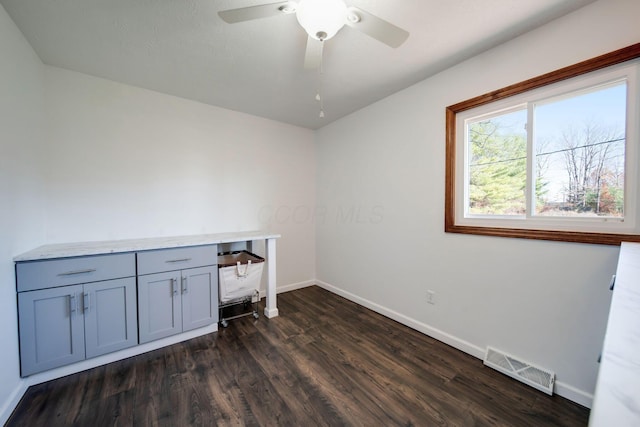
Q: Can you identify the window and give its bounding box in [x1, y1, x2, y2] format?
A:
[445, 44, 640, 245]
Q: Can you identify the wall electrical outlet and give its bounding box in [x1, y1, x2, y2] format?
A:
[427, 290, 435, 305]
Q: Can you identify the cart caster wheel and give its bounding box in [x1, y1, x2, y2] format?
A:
[221, 319, 229, 328]
[252, 312, 259, 319]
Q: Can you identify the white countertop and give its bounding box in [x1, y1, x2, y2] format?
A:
[14, 231, 281, 262]
[589, 242, 640, 426]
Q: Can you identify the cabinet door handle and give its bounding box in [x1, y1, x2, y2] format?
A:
[58, 268, 96, 276]
[171, 278, 179, 296]
[166, 258, 191, 263]
[181, 276, 187, 294]
[69, 294, 77, 315]
[83, 292, 90, 313]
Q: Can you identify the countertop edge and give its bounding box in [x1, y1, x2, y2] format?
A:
[589, 241, 640, 426]
[14, 231, 281, 262]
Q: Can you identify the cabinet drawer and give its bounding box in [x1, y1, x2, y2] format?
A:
[16, 253, 136, 292]
[137, 245, 217, 275]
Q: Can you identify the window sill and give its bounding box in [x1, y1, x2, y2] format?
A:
[444, 222, 640, 245]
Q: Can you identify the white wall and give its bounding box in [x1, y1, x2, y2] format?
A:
[3, 0, 636, 419]
[43, 67, 316, 288]
[1, 13, 316, 421]
[0, 4, 46, 424]
[315, 0, 640, 406]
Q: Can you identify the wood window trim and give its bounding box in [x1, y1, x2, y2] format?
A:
[445, 43, 640, 246]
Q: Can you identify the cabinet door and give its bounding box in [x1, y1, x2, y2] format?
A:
[138, 271, 182, 343]
[18, 285, 85, 376]
[84, 277, 138, 358]
[181, 265, 218, 332]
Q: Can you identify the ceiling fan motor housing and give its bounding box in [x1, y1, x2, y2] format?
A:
[296, 0, 348, 41]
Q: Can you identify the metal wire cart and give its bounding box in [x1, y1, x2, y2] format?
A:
[217, 250, 265, 328]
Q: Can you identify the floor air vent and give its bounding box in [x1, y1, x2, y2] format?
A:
[483, 347, 555, 395]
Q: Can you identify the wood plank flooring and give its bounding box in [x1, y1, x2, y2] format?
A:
[7, 286, 590, 426]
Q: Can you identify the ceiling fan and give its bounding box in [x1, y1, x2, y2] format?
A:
[218, 0, 410, 69]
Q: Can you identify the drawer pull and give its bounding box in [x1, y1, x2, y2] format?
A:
[83, 292, 91, 313]
[165, 258, 192, 263]
[58, 268, 97, 276]
[69, 294, 77, 315]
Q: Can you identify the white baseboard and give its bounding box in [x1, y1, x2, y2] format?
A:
[0, 381, 28, 426]
[315, 280, 485, 359]
[554, 381, 594, 408]
[258, 279, 315, 300]
[314, 280, 593, 409]
[23, 323, 218, 388]
[277, 279, 315, 294]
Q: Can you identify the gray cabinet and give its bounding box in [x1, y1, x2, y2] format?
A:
[137, 245, 218, 344]
[18, 284, 85, 375]
[137, 271, 182, 343]
[138, 265, 218, 344]
[16, 254, 137, 376]
[84, 278, 138, 358]
[182, 266, 219, 331]
[15, 244, 219, 376]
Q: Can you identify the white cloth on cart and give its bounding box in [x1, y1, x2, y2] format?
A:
[219, 260, 263, 303]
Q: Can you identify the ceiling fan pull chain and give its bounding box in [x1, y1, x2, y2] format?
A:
[318, 40, 325, 118]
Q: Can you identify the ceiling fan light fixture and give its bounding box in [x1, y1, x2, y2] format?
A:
[296, 0, 347, 41]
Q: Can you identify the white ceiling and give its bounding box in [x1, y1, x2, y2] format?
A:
[2, 0, 596, 129]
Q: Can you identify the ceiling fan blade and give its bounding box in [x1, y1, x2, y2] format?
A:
[345, 6, 409, 48]
[304, 36, 323, 69]
[218, 1, 295, 24]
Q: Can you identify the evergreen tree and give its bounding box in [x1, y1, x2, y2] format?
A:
[468, 120, 526, 215]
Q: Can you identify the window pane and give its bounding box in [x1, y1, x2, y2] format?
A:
[534, 83, 626, 218]
[467, 109, 527, 216]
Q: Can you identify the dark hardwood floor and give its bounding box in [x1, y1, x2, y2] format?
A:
[7, 286, 590, 426]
